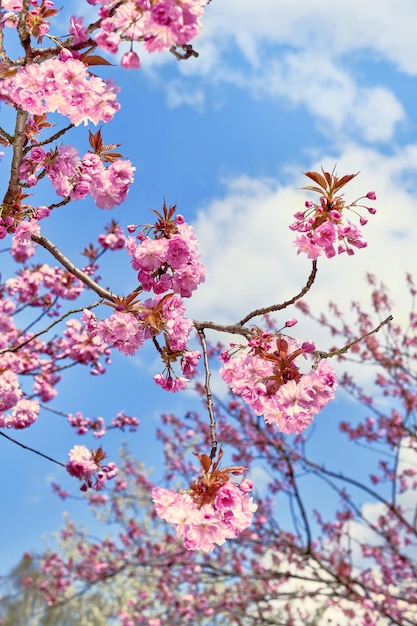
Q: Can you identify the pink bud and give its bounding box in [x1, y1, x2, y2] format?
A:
[121, 51, 141, 69]
[59, 48, 74, 61]
[239, 479, 253, 493]
[366, 191, 376, 200]
[127, 224, 137, 233]
[301, 341, 315, 353]
[304, 201, 314, 208]
[285, 318, 298, 328]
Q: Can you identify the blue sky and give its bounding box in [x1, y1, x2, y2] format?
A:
[2, 0, 417, 576]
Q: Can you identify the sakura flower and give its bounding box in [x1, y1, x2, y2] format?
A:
[290, 169, 376, 259]
[0, 398, 40, 429]
[121, 51, 141, 69]
[152, 449, 257, 552]
[66, 445, 118, 491]
[220, 332, 337, 435]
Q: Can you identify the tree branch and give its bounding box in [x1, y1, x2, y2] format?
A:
[2, 107, 28, 210]
[0, 301, 102, 355]
[239, 260, 318, 326]
[197, 328, 217, 458]
[0, 431, 65, 468]
[313, 315, 393, 362]
[31, 233, 115, 301]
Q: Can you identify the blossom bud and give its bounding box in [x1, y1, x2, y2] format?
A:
[301, 341, 315, 353]
[285, 318, 298, 328]
[366, 191, 377, 200]
[121, 51, 141, 69]
[239, 478, 253, 493]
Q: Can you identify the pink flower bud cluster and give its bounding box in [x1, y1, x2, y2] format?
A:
[290, 192, 377, 260]
[2, 1, 47, 33]
[125, 218, 206, 297]
[152, 478, 257, 552]
[59, 318, 111, 374]
[98, 222, 126, 250]
[20, 145, 135, 210]
[6, 56, 120, 126]
[9, 219, 40, 262]
[83, 208, 206, 391]
[89, 0, 206, 62]
[0, 369, 40, 429]
[68, 413, 106, 438]
[66, 444, 118, 491]
[6, 263, 83, 305]
[111, 411, 140, 432]
[66, 410, 140, 437]
[220, 333, 337, 434]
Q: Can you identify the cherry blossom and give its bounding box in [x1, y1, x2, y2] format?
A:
[290, 169, 377, 258]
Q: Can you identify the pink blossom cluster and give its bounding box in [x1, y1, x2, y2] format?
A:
[290, 191, 377, 259]
[0, 298, 58, 428]
[220, 333, 337, 434]
[6, 263, 83, 305]
[82, 209, 206, 391]
[59, 318, 111, 373]
[10, 219, 40, 262]
[84, 0, 206, 67]
[98, 222, 126, 250]
[152, 478, 257, 551]
[82, 295, 201, 391]
[1, 1, 41, 32]
[0, 370, 40, 429]
[66, 410, 140, 437]
[68, 412, 106, 438]
[111, 411, 140, 432]
[82, 309, 145, 356]
[125, 216, 206, 298]
[66, 444, 118, 491]
[20, 145, 135, 210]
[6, 56, 120, 126]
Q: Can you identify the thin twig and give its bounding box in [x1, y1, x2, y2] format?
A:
[0, 301, 102, 355]
[314, 315, 393, 362]
[193, 319, 253, 339]
[23, 123, 75, 154]
[197, 328, 217, 459]
[0, 431, 66, 468]
[239, 260, 318, 326]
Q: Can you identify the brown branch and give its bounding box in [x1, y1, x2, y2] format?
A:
[313, 315, 393, 362]
[23, 123, 75, 153]
[2, 107, 28, 209]
[239, 260, 318, 326]
[193, 261, 318, 339]
[169, 44, 199, 60]
[0, 430, 66, 468]
[197, 328, 217, 458]
[193, 319, 253, 338]
[31, 233, 115, 301]
[0, 301, 102, 355]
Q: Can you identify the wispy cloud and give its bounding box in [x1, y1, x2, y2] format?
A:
[139, 0, 412, 144]
[188, 144, 417, 344]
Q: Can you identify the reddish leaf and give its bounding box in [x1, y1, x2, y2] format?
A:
[81, 54, 113, 67]
[303, 171, 328, 190]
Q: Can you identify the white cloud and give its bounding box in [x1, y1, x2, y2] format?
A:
[198, 0, 417, 74]
[140, 0, 411, 143]
[188, 144, 417, 350]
